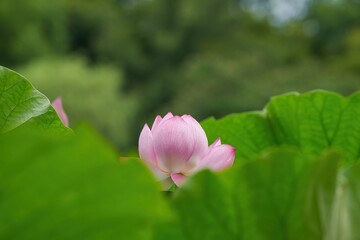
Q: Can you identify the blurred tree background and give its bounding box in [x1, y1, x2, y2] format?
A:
[1, 0, 360, 151]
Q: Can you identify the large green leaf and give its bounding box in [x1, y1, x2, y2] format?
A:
[0, 126, 172, 239]
[287, 151, 340, 240]
[0, 66, 68, 134]
[233, 149, 310, 239]
[235, 150, 340, 240]
[172, 170, 237, 240]
[340, 163, 360, 240]
[172, 149, 341, 240]
[202, 90, 360, 165]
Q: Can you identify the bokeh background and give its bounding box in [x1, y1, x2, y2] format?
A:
[1, 0, 360, 152]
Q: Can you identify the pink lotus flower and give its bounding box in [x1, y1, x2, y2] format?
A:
[139, 113, 235, 188]
[52, 97, 69, 127]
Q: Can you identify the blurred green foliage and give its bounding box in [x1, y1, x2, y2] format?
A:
[1, 0, 360, 150]
[0, 126, 174, 240]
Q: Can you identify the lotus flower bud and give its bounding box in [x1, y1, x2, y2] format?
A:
[52, 97, 69, 127]
[139, 113, 235, 188]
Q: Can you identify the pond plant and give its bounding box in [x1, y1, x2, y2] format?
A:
[0, 66, 359, 239]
